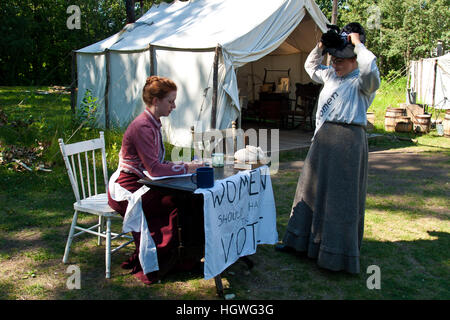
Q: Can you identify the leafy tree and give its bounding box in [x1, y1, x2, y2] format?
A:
[315, 0, 347, 23]
[0, 0, 176, 85]
[335, 0, 450, 75]
[1, 0, 448, 84]
[1, 0, 126, 85]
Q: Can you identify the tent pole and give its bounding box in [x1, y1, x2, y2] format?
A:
[70, 50, 77, 114]
[211, 46, 221, 129]
[431, 59, 437, 111]
[251, 62, 256, 102]
[406, 61, 411, 103]
[414, 62, 417, 99]
[105, 49, 111, 129]
[149, 45, 155, 76]
[406, 61, 410, 89]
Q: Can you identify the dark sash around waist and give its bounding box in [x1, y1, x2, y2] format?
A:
[325, 121, 367, 131]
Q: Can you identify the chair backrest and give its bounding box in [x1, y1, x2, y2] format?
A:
[294, 82, 321, 108]
[295, 82, 321, 99]
[239, 96, 248, 110]
[59, 132, 109, 203]
[191, 121, 252, 163]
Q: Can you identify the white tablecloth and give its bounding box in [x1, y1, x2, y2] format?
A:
[195, 165, 278, 279]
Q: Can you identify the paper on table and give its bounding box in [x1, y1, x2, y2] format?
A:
[143, 170, 193, 181]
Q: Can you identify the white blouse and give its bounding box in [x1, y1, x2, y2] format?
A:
[305, 43, 380, 139]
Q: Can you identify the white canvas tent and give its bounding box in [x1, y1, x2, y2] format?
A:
[408, 53, 450, 110]
[75, 0, 329, 147]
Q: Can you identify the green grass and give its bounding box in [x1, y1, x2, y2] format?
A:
[368, 78, 448, 139]
[267, 151, 450, 300]
[0, 84, 449, 300]
[369, 77, 408, 126]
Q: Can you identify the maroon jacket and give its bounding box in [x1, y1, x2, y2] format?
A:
[118, 108, 188, 179]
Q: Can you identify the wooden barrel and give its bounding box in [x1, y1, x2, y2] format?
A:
[395, 116, 412, 132]
[414, 114, 432, 133]
[366, 112, 375, 131]
[386, 107, 406, 117]
[444, 110, 450, 137]
[385, 107, 406, 132]
[400, 103, 425, 121]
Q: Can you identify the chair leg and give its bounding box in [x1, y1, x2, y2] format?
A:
[105, 217, 111, 279]
[98, 216, 104, 246]
[63, 211, 78, 264]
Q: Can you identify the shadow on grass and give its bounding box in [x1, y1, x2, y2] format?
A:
[221, 230, 450, 300]
[1, 168, 76, 233]
[1, 216, 447, 300]
[1, 201, 447, 299]
[367, 151, 449, 220]
[358, 230, 450, 299]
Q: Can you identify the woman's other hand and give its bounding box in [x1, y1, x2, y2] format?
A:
[187, 162, 205, 173]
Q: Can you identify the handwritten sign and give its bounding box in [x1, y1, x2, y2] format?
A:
[195, 166, 278, 280]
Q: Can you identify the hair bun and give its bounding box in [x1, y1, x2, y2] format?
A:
[142, 75, 177, 106]
[146, 75, 160, 85]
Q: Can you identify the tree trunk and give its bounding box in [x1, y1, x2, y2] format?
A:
[379, 29, 383, 74]
[331, 0, 338, 25]
[126, 0, 135, 24]
[328, 0, 338, 66]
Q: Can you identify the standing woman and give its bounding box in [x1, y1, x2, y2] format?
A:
[108, 76, 203, 284]
[276, 23, 380, 274]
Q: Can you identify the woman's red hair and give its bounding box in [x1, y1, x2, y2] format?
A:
[142, 76, 177, 106]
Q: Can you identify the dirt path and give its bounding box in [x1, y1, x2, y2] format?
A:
[279, 147, 449, 183]
[277, 146, 449, 222]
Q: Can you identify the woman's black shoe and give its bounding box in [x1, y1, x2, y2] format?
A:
[274, 243, 296, 253]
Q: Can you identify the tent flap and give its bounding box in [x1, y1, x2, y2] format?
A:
[409, 53, 450, 109]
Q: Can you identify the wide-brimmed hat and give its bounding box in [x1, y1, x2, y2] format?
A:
[324, 45, 357, 59]
[321, 22, 366, 59]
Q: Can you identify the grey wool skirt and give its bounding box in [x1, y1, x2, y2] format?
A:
[282, 122, 368, 274]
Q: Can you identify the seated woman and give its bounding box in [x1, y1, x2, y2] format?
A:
[108, 76, 204, 285]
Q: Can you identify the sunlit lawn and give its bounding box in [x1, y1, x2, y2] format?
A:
[0, 85, 449, 300]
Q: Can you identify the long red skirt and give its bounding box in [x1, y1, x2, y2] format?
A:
[107, 171, 198, 284]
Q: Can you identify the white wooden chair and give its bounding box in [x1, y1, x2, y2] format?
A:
[59, 131, 133, 278]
